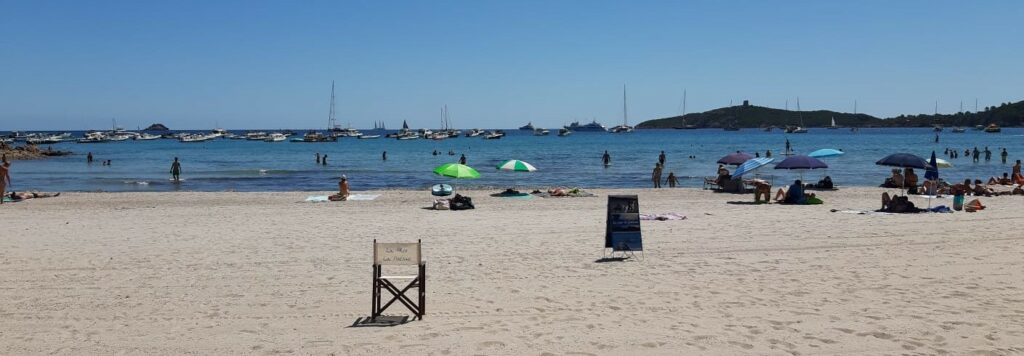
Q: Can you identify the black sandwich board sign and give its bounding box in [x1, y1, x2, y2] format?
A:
[605, 195, 642, 252]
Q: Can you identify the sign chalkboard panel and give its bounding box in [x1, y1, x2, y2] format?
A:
[606, 195, 642, 251]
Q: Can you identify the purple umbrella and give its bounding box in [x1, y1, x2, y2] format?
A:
[717, 151, 754, 166]
[774, 155, 828, 170]
[774, 154, 828, 181]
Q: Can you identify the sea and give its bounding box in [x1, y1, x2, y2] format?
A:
[5, 128, 1023, 192]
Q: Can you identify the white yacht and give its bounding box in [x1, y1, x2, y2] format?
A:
[264, 133, 287, 142]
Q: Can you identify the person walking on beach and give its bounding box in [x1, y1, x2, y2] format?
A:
[459, 154, 466, 165]
[0, 158, 10, 204]
[87, 152, 93, 164]
[170, 157, 181, 182]
[658, 151, 666, 166]
[652, 163, 663, 188]
[316, 152, 321, 165]
[1001, 148, 1008, 164]
[602, 150, 611, 166]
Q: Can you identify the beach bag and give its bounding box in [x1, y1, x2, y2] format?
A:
[953, 194, 964, 211]
[433, 199, 450, 210]
[965, 198, 985, 212]
[450, 194, 475, 210]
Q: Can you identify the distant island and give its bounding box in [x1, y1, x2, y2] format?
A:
[637, 100, 1024, 129]
[143, 123, 170, 131]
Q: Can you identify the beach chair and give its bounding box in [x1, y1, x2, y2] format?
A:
[371, 239, 426, 321]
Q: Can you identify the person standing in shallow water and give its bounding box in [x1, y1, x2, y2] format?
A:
[459, 154, 466, 165]
[170, 157, 181, 182]
[382, 151, 387, 161]
[652, 163, 663, 188]
[658, 151, 666, 166]
[87, 152, 93, 164]
[322, 155, 328, 166]
[316, 152, 321, 165]
[1001, 148, 1008, 164]
[602, 150, 611, 166]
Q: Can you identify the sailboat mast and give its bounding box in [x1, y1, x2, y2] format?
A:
[622, 84, 628, 125]
[328, 80, 336, 130]
[683, 89, 687, 115]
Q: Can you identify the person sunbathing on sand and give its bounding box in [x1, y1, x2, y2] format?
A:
[987, 173, 1013, 185]
[774, 180, 811, 204]
[8, 191, 60, 201]
[972, 179, 995, 197]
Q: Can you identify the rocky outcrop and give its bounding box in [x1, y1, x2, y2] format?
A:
[143, 123, 170, 131]
[1, 143, 73, 160]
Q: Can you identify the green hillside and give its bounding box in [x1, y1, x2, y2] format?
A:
[637, 100, 1024, 128]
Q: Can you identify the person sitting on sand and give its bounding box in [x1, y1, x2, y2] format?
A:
[715, 164, 730, 186]
[753, 180, 771, 203]
[904, 168, 919, 194]
[774, 180, 807, 204]
[883, 168, 904, 188]
[329, 175, 350, 201]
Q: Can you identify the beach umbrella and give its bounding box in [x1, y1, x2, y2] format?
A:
[808, 148, 845, 158]
[875, 153, 928, 195]
[433, 163, 480, 179]
[774, 155, 828, 182]
[496, 159, 537, 172]
[717, 151, 754, 166]
[731, 157, 774, 179]
[875, 153, 928, 169]
[925, 151, 939, 181]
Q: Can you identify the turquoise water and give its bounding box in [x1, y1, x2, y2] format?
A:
[6, 128, 1022, 192]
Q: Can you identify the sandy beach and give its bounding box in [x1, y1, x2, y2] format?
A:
[2, 187, 1023, 355]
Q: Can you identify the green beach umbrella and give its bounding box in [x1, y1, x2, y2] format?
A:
[496, 159, 537, 172]
[433, 163, 480, 179]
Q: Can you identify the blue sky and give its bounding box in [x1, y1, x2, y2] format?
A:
[1, 0, 1021, 130]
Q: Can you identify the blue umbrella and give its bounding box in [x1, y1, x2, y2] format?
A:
[876, 153, 928, 169]
[925, 151, 939, 181]
[731, 157, 774, 179]
[717, 151, 754, 166]
[809, 148, 844, 158]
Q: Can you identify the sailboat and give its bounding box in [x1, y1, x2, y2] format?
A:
[784, 98, 808, 133]
[827, 117, 838, 129]
[609, 84, 634, 133]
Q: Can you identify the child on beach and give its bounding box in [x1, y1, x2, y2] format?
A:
[666, 171, 677, 188]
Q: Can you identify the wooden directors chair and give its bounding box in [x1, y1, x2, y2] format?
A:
[372, 239, 425, 320]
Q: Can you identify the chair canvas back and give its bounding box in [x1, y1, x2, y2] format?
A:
[374, 242, 421, 266]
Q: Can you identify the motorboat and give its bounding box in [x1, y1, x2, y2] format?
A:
[358, 134, 381, 139]
[784, 125, 808, 134]
[296, 131, 336, 142]
[564, 120, 606, 132]
[722, 126, 740, 131]
[77, 132, 109, 143]
[533, 128, 550, 136]
[464, 129, 483, 137]
[331, 127, 363, 138]
[245, 132, 269, 140]
[264, 133, 288, 142]
[558, 128, 572, 136]
[211, 128, 228, 137]
[609, 125, 634, 133]
[136, 133, 162, 140]
[483, 130, 505, 139]
[179, 133, 217, 143]
[984, 123, 1002, 133]
[951, 127, 966, 133]
[430, 132, 449, 140]
[519, 122, 535, 130]
[27, 135, 63, 144]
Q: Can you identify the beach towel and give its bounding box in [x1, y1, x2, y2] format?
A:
[640, 213, 687, 221]
[348, 194, 380, 201]
[305, 195, 330, 203]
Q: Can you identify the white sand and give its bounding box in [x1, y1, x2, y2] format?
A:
[1, 188, 1023, 355]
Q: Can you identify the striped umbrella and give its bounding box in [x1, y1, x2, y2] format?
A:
[496, 160, 537, 172]
[731, 157, 774, 179]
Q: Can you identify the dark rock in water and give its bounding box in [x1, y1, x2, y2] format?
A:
[143, 123, 170, 131]
[1, 143, 73, 160]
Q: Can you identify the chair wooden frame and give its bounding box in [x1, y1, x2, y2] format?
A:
[371, 239, 425, 321]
